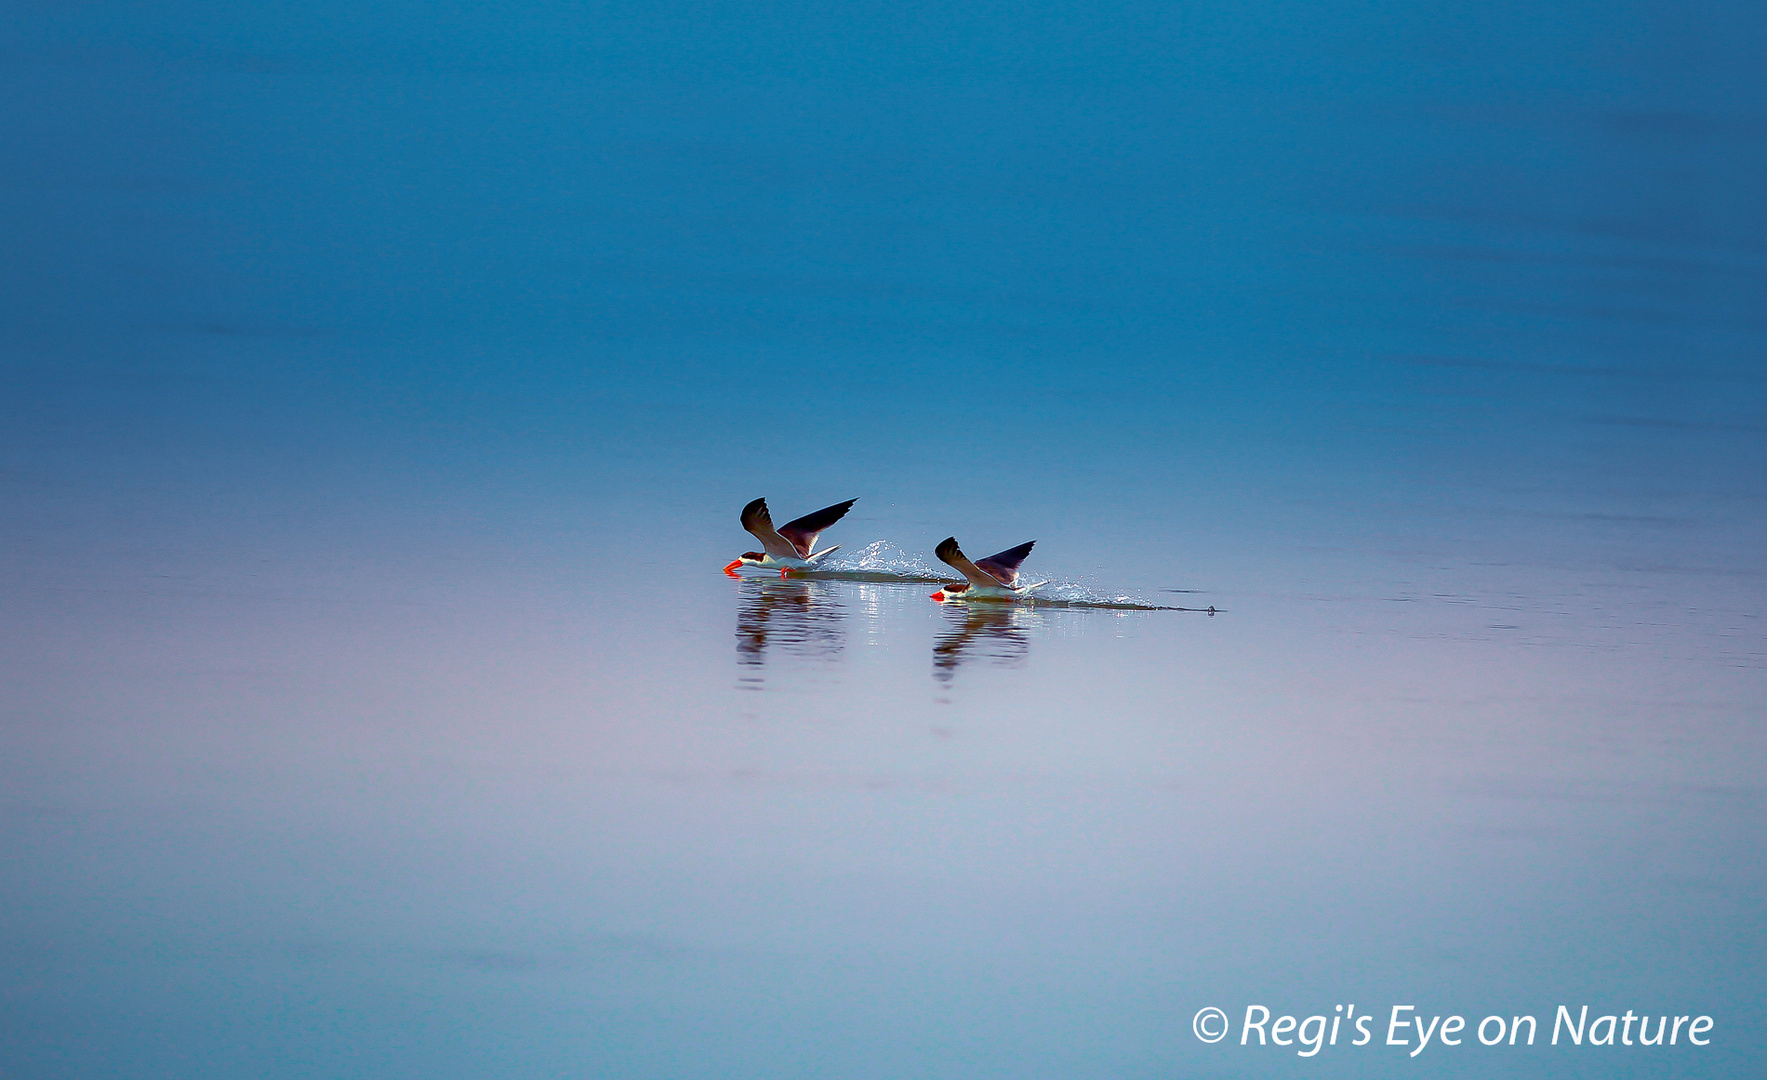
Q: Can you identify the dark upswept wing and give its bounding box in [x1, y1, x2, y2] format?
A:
[974, 540, 1035, 586]
[935, 536, 1008, 590]
[776, 498, 856, 558]
[739, 498, 801, 561]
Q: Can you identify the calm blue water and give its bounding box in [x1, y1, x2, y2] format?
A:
[3, 1, 1765, 1077]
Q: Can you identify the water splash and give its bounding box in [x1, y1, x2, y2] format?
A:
[803, 542, 1203, 611]
[803, 540, 951, 583]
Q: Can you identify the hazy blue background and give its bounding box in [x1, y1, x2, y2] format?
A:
[3, 0, 1764, 1076]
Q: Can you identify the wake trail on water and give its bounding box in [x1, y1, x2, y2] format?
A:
[767, 541, 1205, 612]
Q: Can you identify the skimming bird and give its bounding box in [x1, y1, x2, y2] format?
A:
[930, 536, 1048, 601]
[724, 497, 857, 577]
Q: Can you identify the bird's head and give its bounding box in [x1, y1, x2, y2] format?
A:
[724, 551, 767, 576]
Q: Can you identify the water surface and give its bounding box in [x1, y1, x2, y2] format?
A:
[3, 0, 1765, 1076]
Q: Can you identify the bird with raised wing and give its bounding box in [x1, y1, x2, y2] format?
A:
[929, 536, 1048, 601]
[724, 497, 858, 577]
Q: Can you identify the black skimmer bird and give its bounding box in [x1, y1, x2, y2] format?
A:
[725, 497, 858, 577]
[930, 537, 1048, 601]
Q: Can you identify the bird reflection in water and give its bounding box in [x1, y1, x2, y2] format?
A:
[933, 603, 1034, 683]
[735, 578, 845, 680]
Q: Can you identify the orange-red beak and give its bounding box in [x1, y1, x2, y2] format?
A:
[722, 559, 743, 577]
[930, 591, 946, 602]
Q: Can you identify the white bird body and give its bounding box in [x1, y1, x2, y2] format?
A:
[734, 548, 843, 573]
[934, 580, 1049, 601]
